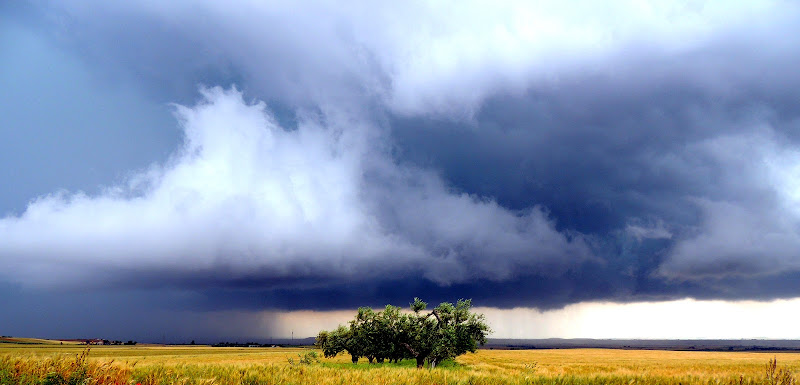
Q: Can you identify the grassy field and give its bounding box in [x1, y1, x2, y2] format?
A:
[2, 343, 799, 385]
[0, 337, 83, 345]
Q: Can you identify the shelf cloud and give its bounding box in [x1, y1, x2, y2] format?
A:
[2, 1, 800, 340]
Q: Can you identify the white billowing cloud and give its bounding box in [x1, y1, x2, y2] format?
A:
[661, 129, 800, 278]
[374, 0, 785, 117]
[0, 87, 589, 288]
[55, 0, 791, 118]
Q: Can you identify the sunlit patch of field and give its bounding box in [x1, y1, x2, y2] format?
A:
[0, 337, 83, 345]
[0, 345, 307, 366]
[459, 349, 800, 380]
[2, 344, 800, 384]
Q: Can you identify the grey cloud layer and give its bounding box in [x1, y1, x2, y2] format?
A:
[4, 0, 800, 314]
[50, 1, 786, 115]
[662, 131, 800, 278]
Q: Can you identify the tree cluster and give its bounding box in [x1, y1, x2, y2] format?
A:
[315, 298, 490, 368]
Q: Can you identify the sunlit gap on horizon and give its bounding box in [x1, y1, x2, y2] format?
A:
[261, 298, 800, 340]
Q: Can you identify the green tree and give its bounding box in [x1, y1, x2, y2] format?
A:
[398, 298, 439, 368]
[426, 299, 490, 368]
[379, 305, 409, 363]
[315, 325, 363, 363]
[315, 298, 490, 369]
[350, 307, 377, 363]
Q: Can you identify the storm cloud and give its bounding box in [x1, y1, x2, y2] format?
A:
[0, 86, 590, 290]
[3, 0, 800, 339]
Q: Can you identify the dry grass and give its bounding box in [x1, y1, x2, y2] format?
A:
[0, 337, 83, 345]
[2, 344, 800, 385]
[459, 349, 800, 379]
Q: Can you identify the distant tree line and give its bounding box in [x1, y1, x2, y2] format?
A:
[315, 298, 490, 368]
[212, 342, 267, 347]
[83, 340, 136, 345]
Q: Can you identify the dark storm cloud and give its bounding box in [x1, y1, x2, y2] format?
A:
[391, 30, 800, 299]
[0, 282, 289, 343]
[391, 59, 799, 232]
[3, 0, 800, 330]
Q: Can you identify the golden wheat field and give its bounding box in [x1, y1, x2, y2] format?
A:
[2, 343, 800, 385]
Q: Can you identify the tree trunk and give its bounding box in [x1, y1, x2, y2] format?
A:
[351, 355, 358, 364]
[416, 356, 425, 368]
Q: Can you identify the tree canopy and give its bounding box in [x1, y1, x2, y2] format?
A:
[315, 298, 490, 368]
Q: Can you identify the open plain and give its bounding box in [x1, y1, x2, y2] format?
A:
[2, 343, 800, 385]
